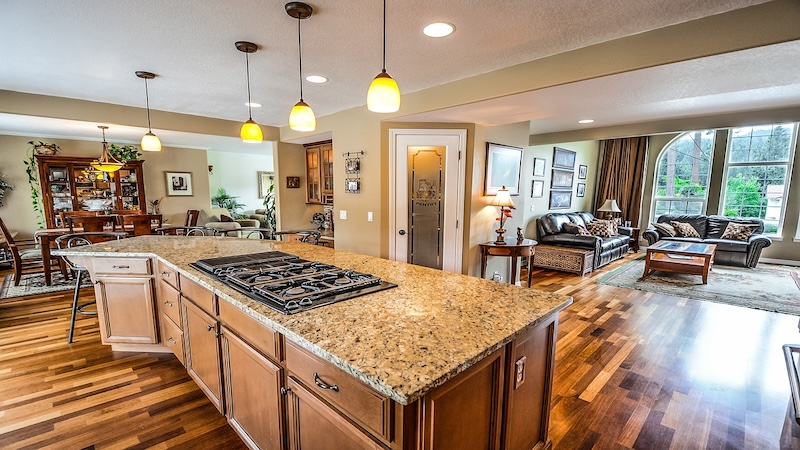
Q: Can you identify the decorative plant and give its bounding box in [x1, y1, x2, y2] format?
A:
[149, 197, 164, 214]
[0, 173, 13, 207]
[108, 144, 142, 162]
[23, 141, 57, 228]
[262, 183, 277, 231]
[211, 188, 246, 218]
[28, 140, 61, 156]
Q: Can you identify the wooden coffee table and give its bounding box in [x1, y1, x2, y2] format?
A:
[643, 241, 717, 284]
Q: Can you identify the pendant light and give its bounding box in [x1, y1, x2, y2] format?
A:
[286, 2, 316, 132]
[91, 126, 124, 173]
[135, 71, 162, 151]
[367, 0, 400, 113]
[236, 41, 264, 143]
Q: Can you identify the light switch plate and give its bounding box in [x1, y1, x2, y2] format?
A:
[339, 210, 347, 220]
[368, 212, 373, 222]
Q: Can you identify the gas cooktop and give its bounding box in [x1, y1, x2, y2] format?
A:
[190, 251, 397, 314]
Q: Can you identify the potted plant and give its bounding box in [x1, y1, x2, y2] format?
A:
[108, 144, 142, 162]
[211, 188, 246, 218]
[28, 140, 61, 156]
[23, 141, 60, 228]
[0, 173, 12, 207]
[262, 183, 277, 231]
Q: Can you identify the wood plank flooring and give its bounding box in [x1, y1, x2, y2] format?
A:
[1, 254, 799, 449]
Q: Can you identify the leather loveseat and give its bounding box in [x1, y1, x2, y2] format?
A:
[536, 212, 632, 269]
[642, 214, 771, 268]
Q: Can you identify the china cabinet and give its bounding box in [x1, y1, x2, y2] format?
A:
[304, 141, 333, 205]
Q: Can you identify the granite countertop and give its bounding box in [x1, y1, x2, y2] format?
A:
[56, 236, 572, 405]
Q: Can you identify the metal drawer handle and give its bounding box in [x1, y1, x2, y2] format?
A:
[164, 301, 173, 307]
[168, 337, 176, 344]
[313, 372, 339, 392]
[112, 265, 130, 269]
[206, 324, 215, 332]
[161, 271, 171, 277]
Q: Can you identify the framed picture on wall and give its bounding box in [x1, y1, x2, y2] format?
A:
[578, 165, 588, 179]
[549, 190, 572, 209]
[533, 158, 546, 177]
[286, 176, 300, 188]
[531, 180, 544, 198]
[551, 168, 574, 189]
[165, 172, 193, 196]
[484, 142, 523, 196]
[577, 183, 586, 197]
[257, 171, 274, 198]
[553, 147, 576, 169]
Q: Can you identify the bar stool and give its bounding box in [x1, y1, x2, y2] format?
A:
[55, 231, 128, 343]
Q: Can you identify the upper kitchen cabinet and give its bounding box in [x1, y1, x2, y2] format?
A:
[304, 141, 333, 205]
[36, 155, 147, 228]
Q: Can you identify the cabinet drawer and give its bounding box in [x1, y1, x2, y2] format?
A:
[181, 276, 216, 316]
[158, 260, 179, 290]
[94, 257, 152, 275]
[162, 315, 185, 366]
[160, 280, 182, 327]
[285, 341, 392, 441]
[219, 300, 281, 362]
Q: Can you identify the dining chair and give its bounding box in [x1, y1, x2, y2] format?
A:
[67, 215, 117, 232]
[59, 210, 99, 229]
[237, 227, 276, 240]
[157, 226, 218, 236]
[0, 216, 66, 286]
[122, 214, 162, 236]
[111, 209, 143, 227]
[55, 231, 128, 343]
[185, 209, 200, 227]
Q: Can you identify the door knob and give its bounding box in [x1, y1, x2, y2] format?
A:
[398, 230, 406, 235]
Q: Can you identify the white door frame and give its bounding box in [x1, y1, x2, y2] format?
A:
[389, 128, 467, 273]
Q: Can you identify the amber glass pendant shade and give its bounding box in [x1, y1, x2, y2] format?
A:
[140, 132, 162, 151]
[289, 101, 316, 132]
[240, 119, 264, 143]
[367, 70, 400, 113]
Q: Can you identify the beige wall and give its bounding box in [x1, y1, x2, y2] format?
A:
[0, 134, 212, 237]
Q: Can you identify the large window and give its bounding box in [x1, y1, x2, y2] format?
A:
[652, 130, 716, 221]
[722, 123, 797, 234]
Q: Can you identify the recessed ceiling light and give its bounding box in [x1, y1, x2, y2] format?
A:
[306, 75, 328, 83]
[423, 22, 454, 38]
[245, 102, 262, 108]
[578, 119, 594, 124]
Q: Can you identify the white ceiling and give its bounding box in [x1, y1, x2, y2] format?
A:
[1, 0, 793, 147]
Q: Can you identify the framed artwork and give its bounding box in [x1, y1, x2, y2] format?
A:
[549, 190, 572, 209]
[531, 180, 544, 198]
[577, 183, 586, 197]
[578, 165, 588, 179]
[533, 158, 546, 177]
[484, 142, 523, 196]
[257, 171, 274, 198]
[286, 176, 300, 188]
[553, 147, 576, 169]
[165, 172, 193, 196]
[551, 168, 574, 189]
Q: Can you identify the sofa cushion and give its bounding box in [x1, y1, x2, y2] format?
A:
[671, 221, 700, 238]
[220, 214, 234, 222]
[651, 222, 676, 237]
[720, 222, 758, 241]
[587, 219, 617, 238]
[703, 238, 749, 253]
[657, 214, 708, 237]
[707, 215, 764, 238]
[600, 235, 629, 252]
[563, 222, 591, 236]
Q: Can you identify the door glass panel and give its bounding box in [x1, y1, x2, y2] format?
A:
[49, 165, 72, 226]
[408, 146, 445, 269]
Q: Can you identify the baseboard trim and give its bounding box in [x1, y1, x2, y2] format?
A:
[760, 257, 800, 267]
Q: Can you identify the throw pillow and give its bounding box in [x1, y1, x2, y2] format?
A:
[670, 221, 700, 238]
[563, 222, 592, 236]
[720, 222, 758, 241]
[586, 219, 618, 238]
[220, 214, 234, 223]
[651, 222, 677, 237]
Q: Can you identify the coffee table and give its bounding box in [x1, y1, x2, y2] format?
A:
[643, 241, 717, 284]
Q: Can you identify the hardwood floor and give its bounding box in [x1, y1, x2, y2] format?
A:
[1, 254, 799, 449]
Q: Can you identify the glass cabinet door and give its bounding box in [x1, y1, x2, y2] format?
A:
[117, 167, 142, 210]
[48, 165, 73, 227]
[72, 164, 114, 215]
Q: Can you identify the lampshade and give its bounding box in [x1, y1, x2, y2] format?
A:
[490, 186, 515, 208]
[236, 41, 264, 143]
[597, 199, 622, 213]
[136, 71, 162, 152]
[289, 100, 316, 132]
[91, 126, 123, 173]
[286, 2, 316, 132]
[367, 0, 400, 113]
[240, 119, 264, 143]
[367, 71, 400, 113]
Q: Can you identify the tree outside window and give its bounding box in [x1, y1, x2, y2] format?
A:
[651, 130, 715, 221]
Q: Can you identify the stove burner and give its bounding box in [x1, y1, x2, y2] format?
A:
[334, 277, 352, 285]
[285, 287, 309, 296]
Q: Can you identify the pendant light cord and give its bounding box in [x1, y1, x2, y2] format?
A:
[245, 52, 254, 120]
[382, 0, 386, 72]
[143, 78, 153, 132]
[297, 16, 304, 101]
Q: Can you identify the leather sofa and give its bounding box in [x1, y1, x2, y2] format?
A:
[536, 212, 632, 269]
[197, 208, 259, 234]
[642, 214, 771, 268]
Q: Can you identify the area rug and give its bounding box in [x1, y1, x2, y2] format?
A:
[0, 271, 91, 299]
[597, 257, 800, 316]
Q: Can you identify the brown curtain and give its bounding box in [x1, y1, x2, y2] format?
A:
[595, 137, 648, 224]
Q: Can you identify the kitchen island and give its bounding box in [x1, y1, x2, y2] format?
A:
[58, 236, 572, 450]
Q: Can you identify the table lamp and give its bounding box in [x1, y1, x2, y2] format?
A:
[490, 186, 516, 244]
[597, 199, 621, 220]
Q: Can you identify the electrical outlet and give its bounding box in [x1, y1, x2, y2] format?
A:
[339, 210, 347, 220]
[530, 205, 535, 212]
[367, 212, 373, 222]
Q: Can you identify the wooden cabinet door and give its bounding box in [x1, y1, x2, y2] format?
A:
[285, 376, 383, 450]
[183, 298, 224, 413]
[222, 326, 284, 450]
[94, 276, 158, 344]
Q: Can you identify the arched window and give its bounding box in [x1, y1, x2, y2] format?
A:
[651, 130, 716, 221]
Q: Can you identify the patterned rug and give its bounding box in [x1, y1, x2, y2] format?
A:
[0, 271, 91, 299]
[597, 257, 800, 316]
